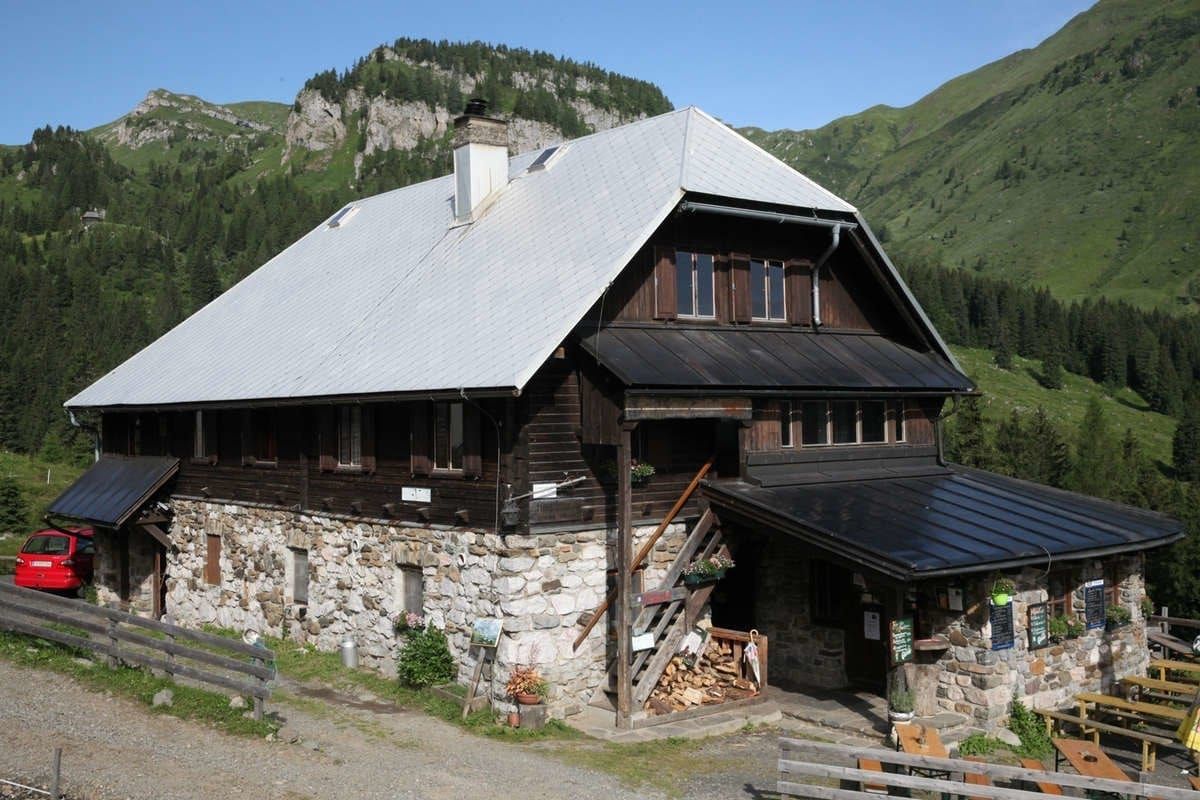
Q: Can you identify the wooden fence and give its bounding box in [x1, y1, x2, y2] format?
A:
[778, 738, 1195, 800]
[0, 581, 273, 719]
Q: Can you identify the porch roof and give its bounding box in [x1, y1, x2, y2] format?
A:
[577, 324, 971, 393]
[703, 466, 1183, 581]
[46, 455, 179, 528]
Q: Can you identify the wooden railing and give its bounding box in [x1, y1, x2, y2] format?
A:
[0, 581, 273, 719]
[778, 738, 1196, 800]
[572, 453, 716, 651]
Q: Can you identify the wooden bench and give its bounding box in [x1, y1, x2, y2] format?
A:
[1075, 692, 1187, 724]
[1150, 659, 1200, 682]
[963, 756, 993, 800]
[1037, 707, 1178, 770]
[1121, 676, 1199, 704]
[857, 757, 889, 794]
[1019, 758, 1062, 795]
[1188, 776, 1200, 791]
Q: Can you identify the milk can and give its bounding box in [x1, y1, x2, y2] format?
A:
[340, 638, 358, 669]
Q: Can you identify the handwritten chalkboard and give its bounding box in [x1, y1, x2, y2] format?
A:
[890, 617, 914, 665]
[990, 600, 1015, 651]
[1085, 580, 1106, 630]
[1028, 603, 1049, 649]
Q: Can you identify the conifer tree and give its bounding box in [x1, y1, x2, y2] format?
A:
[949, 397, 991, 469]
[0, 475, 27, 534]
[1027, 407, 1071, 487]
[1041, 346, 1064, 390]
[1071, 398, 1114, 498]
[1173, 402, 1200, 482]
[994, 325, 1013, 370]
[995, 410, 1025, 476]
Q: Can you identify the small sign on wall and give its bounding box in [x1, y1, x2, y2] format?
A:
[1028, 602, 1049, 649]
[1085, 579, 1106, 630]
[890, 617, 914, 665]
[864, 610, 881, 641]
[990, 600, 1015, 651]
[947, 586, 964, 612]
[632, 632, 654, 652]
[402, 486, 431, 503]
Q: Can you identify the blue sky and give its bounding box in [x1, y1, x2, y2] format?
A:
[0, 0, 1093, 145]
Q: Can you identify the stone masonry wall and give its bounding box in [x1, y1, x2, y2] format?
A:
[164, 498, 686, 716]
[921, 555, 1148, 730]
[93, 527, 158, 616]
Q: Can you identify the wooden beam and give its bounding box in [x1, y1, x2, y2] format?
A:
[615, 422, 635, 728]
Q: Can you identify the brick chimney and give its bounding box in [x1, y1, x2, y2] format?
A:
[452, 99, 509, 222]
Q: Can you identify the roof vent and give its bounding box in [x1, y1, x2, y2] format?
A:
[327, 205, 359, 228]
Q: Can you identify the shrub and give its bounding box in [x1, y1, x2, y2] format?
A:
[1009, 697, 1052, 759]
[958, 734, 1001, 757]
[396, 625, 455, 688]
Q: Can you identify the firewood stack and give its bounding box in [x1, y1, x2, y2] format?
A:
[644, 636, 759, 715]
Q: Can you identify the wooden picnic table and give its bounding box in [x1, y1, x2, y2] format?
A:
[963, 756, 994, 800]
[1188, 775, 1200, 791]
[1122, 675, 1199, 700]
[895, 721, 949, 757]
[1150, 659, 1200, 682]
[1053, 738, 1131, 783]
[1076, 691, 1188, 725]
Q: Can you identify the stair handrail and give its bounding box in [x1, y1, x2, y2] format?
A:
[572, 454, 716, 651]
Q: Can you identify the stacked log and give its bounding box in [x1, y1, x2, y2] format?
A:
[644, 636, 758, 715]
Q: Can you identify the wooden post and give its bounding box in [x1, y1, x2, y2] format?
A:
[106, 615, 118, 669]
[462, 645, 487, 720]
[252, 653, 265, 721]
[615, 422, 636, 728]
[164, 626, 176, 679]
[50, 746, 61, 800]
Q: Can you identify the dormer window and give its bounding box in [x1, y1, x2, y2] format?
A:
[675, 251, 715, 318]
[751, 259, 786, 321]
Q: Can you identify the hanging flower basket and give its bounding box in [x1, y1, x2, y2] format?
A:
[682, 554, 735, 586]
[990, 576, 1015, 607]
[630, 461, 656, 487]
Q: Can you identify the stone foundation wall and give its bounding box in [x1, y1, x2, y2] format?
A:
[92, 527, 158, 615]
[921, 555, 1148, 730]
[161, 498, 687, 715]
[751, 538, 847, 689]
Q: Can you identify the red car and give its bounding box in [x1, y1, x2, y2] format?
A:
[14, 527, 95, 592]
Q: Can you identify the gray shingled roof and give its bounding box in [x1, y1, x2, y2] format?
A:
[66, 108, 866, 408]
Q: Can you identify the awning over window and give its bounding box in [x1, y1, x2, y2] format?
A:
[704, 466, 1183, 581]
[577, 324, 972, 393]
[47, 456, 179, 528]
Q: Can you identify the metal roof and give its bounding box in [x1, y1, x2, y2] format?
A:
[705, 466, 1184, 580]
[577, 324, 973, 393]
[46, 456, 179, 528]
[64, 108, 884, 409]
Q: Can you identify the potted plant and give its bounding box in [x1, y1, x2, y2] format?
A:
[1048, 614, 1069, 643]
[630, 460, 656, 487]
[888, 689, 915, 723]
[682, 553, 736, 585]
[1106, 604, 1132, 631]
[990, 576, 1015, 606]
[505, 664, 548, 705]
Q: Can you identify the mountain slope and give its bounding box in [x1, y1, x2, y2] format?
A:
[745, 0, 1200, 311]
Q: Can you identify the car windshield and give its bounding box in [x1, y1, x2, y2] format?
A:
[21, 534, 71, 555]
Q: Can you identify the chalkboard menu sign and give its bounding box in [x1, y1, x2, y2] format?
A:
[1028, 602, 1049, 649]
[1085, 580, 1106, 630]
[890, 616, 914, 665]
[990, 599, 1015, 651]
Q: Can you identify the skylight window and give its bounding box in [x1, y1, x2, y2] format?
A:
[327, 206, 359, 228]
[526, 145, 563, 172]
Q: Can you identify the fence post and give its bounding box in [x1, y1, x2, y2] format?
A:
[105, 614, 118, 669]
[164, 627, 176, 680]
[252, 654, 265, 721]
[50, 746, 61, 800]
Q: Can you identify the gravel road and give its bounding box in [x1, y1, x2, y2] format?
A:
[0, 659, 671, 800]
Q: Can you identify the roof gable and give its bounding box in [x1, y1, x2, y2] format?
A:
[67, 108, 923, 409]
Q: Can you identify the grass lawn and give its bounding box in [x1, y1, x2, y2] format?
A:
[951, 346, 1178, 467]
[0, 451, 84, 560]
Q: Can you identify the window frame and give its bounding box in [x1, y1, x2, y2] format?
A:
[860, 401, 887, 444]
[247, 408, 277, 467]
[288, 547, 309, 606]
[798, 400, 904, 448]
[192, 410, 206, 461]
[337, 405, 363, 470]
[674, 250, 716, 320]
[432, 401, 465, 473]
[810, 559, 849, 627]
[779, 400, 794, 448]
[750, 258, 787, 322]
[1047, 569, 1075, 619]
[397, 565, 424, 615]
[891, 401, 907, 443]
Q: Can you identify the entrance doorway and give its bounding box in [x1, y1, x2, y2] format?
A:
[709, 537, 763, 631]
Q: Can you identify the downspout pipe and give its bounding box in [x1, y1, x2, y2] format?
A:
[810, 224, 841, 329]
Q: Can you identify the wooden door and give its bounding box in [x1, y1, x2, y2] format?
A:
[844, 598, 888, 691]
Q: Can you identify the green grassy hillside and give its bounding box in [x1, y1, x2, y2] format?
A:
[951, 346, 1177, 466]
[746, 0, 1200, 312]
[0, 451, 83, 558]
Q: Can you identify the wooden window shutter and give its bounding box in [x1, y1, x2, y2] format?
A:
[730, 253, 752, 323]
[652, 246, 677, 320]
[361, 405, 377, 474]
[410, 402, 431, 476]
[462, 403, 483, 479]
[318, 407, 337, 472]
[240, 410, 254, 466]
[786, 258, 813, 326]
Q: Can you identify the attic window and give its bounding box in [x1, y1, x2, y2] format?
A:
[526, 145, 562, 172]
[328, 206, 359, 228]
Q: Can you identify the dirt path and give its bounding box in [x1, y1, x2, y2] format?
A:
[0, 659, 670, 800]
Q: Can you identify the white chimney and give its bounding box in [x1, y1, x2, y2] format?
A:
[453, 99, 509, 222]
